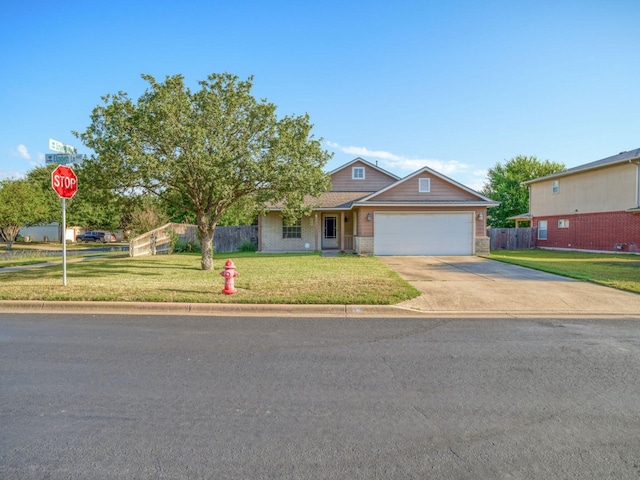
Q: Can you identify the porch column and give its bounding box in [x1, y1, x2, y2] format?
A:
[340, 211, 345, 251]
[314, 213, 319, 251]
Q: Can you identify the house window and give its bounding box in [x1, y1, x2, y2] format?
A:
[419, 178, 431, 192]
[282, 219, 302, 239]
[558, 219, 569, 228]
[538, 220, 548, 240]
[552, 180, 559, 194]
[352, 167, 365, 179]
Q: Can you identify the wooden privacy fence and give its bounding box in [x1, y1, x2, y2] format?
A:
[129, 223, 258, 257]
[488, 228, 537, 251]
[213, 225, 258, 253]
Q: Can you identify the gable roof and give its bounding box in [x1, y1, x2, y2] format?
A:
[357, 165, 498, 205]
[266, 159, 498, 211]
[329, 157, 400, 180]
[524, 148, 640, 185]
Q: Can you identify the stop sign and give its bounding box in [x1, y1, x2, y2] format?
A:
[51, 165, 78, 199]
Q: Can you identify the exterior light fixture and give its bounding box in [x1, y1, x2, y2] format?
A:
[367, 213, 372, 221]
[477, 213, 484, 220]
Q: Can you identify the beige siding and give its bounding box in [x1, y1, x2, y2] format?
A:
[330, 161, 397, 192]
[530, 163, 638, 216]
[372, 174, 479, 201]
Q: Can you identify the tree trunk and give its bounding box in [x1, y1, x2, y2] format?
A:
[0, 227, 17, 249]
[199, 226, 215, 271]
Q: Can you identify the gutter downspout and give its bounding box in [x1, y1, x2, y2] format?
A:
[634, 160, 640, 207]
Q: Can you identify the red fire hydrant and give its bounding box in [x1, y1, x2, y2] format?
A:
[220, 259, 238, 295]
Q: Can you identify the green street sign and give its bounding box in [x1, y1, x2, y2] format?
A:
[49, 138, 77, 155]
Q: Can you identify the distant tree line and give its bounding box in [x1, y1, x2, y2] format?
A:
[481, 155, 565, 228]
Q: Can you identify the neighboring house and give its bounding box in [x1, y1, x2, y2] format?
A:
[258, 158, 498, 256]
[522, 148, 640, 253]
[17, 223, 73, 242]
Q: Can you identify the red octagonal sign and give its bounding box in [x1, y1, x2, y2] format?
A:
[51, 165, 78, 199]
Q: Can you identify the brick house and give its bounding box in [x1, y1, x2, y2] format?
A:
[258, 158, 498, 255]
[523, 148, 640, 253]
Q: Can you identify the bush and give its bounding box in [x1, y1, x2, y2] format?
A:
[173, 238, 201, 253]
[238, 240, 257, 252]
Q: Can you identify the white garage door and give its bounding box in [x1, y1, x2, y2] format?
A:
[374, 212, 474, 255]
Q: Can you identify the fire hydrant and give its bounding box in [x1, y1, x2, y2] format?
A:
[220, 259, 238, 295]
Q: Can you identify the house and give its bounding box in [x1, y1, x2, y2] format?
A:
[522, 148, 640, 253]
[258, 158, 498, 255]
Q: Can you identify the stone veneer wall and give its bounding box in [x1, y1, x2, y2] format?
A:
[355, 236, 374, 255]
[475, 236, 490, 255]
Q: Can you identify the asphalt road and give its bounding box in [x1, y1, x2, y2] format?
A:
[1, 313, 639, 479]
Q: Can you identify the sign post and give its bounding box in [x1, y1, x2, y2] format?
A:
[51, 165, 78, 286]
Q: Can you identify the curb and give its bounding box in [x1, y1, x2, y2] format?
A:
[0, 300, 638, 320]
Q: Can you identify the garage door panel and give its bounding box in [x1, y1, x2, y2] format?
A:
[374, 213, 473, 255]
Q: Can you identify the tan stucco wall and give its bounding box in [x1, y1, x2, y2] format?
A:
[530, 163, 639, 216]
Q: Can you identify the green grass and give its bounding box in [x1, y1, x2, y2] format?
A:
[0, 252, 420, 305]
[487, 249, 640, 294]
[0, 245, 127, 269]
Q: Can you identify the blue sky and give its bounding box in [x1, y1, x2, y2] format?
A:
[1, 0, 639, 190]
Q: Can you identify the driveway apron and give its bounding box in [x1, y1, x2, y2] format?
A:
[379, 256, 640, 316]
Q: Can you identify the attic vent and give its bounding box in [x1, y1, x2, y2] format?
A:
[419, 178, 431, 193]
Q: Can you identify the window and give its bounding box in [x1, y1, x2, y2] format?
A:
[282, 219, 302, 239]
[352, 167, 365, 179]
[538, 220, 548, 240]
[419, 178, 431, 192]
[558, 219, 569, 228]
[552, 180, 559, 194]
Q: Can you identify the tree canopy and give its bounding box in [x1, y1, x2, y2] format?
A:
[0, 179, 50, 247]
[75, 72, 332, 270]
[481, 155, 565, 228]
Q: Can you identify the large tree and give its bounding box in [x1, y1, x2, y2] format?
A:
[0, 179, 51, 247]
[75, 73, 332, 269]
[481, 155, 565, 228]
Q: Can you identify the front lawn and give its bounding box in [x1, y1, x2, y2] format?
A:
[0, 252, 420, 304]
[488, 249, 640, 294]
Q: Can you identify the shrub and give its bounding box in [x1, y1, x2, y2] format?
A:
[238, 240, 257, 252]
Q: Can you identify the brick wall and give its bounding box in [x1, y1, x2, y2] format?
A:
[260, 213, 316, 252]
[535, 211, 640, 253]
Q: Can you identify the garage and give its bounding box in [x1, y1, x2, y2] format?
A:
[374, 212, 474, 255]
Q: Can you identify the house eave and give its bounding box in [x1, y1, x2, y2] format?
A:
[353, 201, 499, 208]
[524, 148, 640, 185]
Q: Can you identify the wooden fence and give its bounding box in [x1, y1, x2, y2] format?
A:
[213, 225, 258, 253]
[129, 223, 258, 257]
[488, 228, 537, 251]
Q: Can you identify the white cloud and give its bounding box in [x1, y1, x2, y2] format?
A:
[326, 141, 470, 176]
[14, 144, 31, 160]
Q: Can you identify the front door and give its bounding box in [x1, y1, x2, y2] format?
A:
[322, 215, 338, 249]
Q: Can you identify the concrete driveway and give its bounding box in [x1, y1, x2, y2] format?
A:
[379, 256, 640, 316]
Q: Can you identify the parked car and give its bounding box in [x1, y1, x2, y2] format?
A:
[76, 231, 117, 243]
